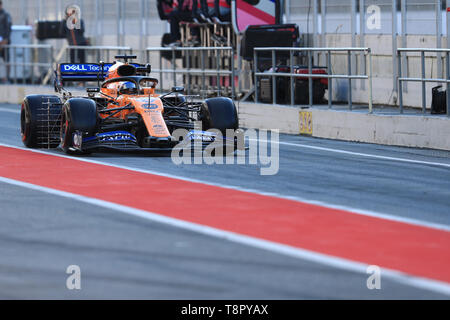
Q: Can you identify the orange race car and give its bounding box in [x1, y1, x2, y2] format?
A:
[20, 55, 239, 154]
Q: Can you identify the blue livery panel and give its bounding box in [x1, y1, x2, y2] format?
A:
[58, 63, 141, 82]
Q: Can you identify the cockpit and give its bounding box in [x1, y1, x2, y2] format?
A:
[101, 76, 159, 96]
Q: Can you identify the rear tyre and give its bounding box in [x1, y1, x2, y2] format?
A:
[21, 95, 62, 148]
[60, 98, 97, 154]
[201, 97, 238, 135]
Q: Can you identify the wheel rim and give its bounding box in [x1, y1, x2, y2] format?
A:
[20, 103, 30, 142]
[61, 109, 69, 147]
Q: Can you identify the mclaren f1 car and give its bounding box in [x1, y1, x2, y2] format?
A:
[20, 55, 239, 154]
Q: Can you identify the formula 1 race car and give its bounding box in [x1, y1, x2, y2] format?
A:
[20, 55, 239, 154]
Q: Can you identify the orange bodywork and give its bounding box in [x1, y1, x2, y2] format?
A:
[99, 62, 170, 138]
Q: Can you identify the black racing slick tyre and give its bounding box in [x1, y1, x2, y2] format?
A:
[60, 98, 97, 154]
[201, 97, 239, 135]
[20, 95, 62, 148]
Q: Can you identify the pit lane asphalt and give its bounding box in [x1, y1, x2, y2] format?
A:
[0, 103, 449, 299]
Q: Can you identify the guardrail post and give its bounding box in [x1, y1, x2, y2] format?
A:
[172, 48, 176, 87]
[201, 50, 206, 96]
[368, 50, 373, 114]
[31, 46, 35, 85]
[272, 49, 276, 104]
[187, 50, 191, 96]
[254, 50, 258, 103]
[216, 48, 221, 96]
[421, 51, 426, 114]
[290, 50, 294, 106]
[308, 50, 313, 107]
[14, 46, 17, 85]
[231, 48, 236, 101]
[237, 42, 242, 98]
[347, 50, 352, 110]
[446, 52, 450, 117]
[398, 51, 404, 114]
[328, 50, 332, 109]
[155, 50, 162, 91]
[21, 47, 25, 84]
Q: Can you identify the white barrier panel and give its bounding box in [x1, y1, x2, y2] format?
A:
[237, 101, 450, 151]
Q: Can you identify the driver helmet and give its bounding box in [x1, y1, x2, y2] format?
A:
[119, 81, 137, 95]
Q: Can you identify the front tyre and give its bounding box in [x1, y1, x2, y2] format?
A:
[60, 98, 97, 154]
[21, 95, 62, 148]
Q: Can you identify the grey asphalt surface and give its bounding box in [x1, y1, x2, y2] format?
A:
[0, 103, 449, 299]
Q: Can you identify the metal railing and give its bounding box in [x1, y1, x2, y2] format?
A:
[0, 44, 134, 86]
[254, 47, 373, 113]
[2, 44, 54, 85]
[145, 47, 235, 99]
[397, 48, 450, 116]
[0, 44, 237, 95]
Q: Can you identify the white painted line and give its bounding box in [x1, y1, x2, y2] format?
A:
[0, 107, 20, 114]
[0, 175, 449, 297]
[254, 139, 450, 169]
[1, 142, 449, 232]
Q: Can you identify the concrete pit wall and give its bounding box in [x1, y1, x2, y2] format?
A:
[238, 101, 450, 151]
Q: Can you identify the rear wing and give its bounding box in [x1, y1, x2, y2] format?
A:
[57, 63, 146, 82]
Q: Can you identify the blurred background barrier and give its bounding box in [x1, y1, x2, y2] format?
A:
[145, 46, 235, 98]
[397, 48, 450, 116]
[253, 47, 373, 112]
[3, 44, 53, 85]
[0, 44, 133, 85]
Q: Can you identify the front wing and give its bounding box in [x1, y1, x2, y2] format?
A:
[69, 130, 239, 153]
